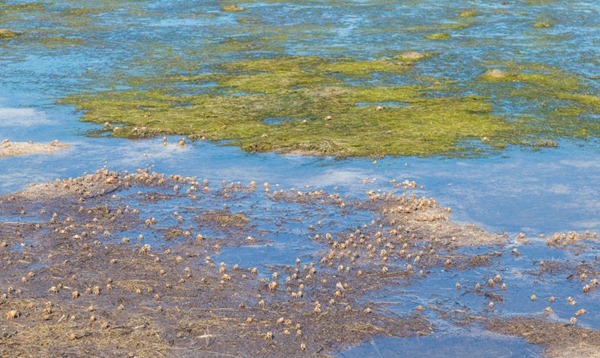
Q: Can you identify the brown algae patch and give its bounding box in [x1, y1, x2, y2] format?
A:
[0, 225, 430, 356]
[486, 317, 600, 358]
[195, 209, 250, 229]
[3, 168, 122, 201]
[2, 169, 598, 355]
[0, 28, 19, 40]
[311, 184, 508, 286]
[0, 139, 69, 158]
[373, 191, 506, 248]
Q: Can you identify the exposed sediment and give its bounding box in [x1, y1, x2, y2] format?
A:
[486, 317, 600, 358]
[0, 169, 597, 356]
[0, 140, 69, 158]
[0, 169, 434, 356]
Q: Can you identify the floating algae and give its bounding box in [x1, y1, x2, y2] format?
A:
[0, 0, 597, 158]
[458, 10, 477, 18]
[478, 63, 600, 144]
[425, 32, 451, 41]
[486, 317, 600, 358]
[63, 53, 600, 157]
[62, 54, 512, 157]
[221, 4, 246, 12]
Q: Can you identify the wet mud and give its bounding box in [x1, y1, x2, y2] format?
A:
[0, 170, 433, 356]
[1, 169, 597, 357]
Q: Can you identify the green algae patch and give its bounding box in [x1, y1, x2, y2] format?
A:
[63, 56, 600, 157]
[38, 36, 85, 49]
[425, 32, 451, 41]
[478, 64, 600, 143]
[533, 21, 553, 29]
[64, 55, 519, 157]
[556, 93, 600, 111]
[401, 21, 474, 34]
[0, 2, 44, 15]
[479, 64, 599, 111]
[459, 10, 477, 18]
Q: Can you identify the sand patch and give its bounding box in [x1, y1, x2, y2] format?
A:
[0, 140, 69, 158]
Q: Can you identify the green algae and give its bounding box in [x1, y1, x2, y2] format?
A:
[477, 63, 600, 144]
[425, 32, 451, 41]
[402, 21, 474, 34]
[533, 21, 553, 29]
[0, 0, 593, 158]
[479, 64, 599, 111]
[38, 36, 85, 49]
[61, 54, 600, 158]
[0, 2, 44, 15]
[62, 55, 509, 157]
[0, 2, 121, 50]
[459, 10, 477, 18]
[210, 37, 283, 56]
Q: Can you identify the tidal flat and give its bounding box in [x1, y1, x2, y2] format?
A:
[1, 0, 599, 356]
[0, 169, 598, 356]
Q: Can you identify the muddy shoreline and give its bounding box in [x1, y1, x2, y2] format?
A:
[0, 169, 597, 356]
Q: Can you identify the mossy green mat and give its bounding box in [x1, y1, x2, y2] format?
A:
[64, 56, 599, 157]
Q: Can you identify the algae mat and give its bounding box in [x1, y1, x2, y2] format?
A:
[1, 0, 598, 157]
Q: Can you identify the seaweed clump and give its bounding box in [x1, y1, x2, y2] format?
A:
[61, 52, 600, 158]
[479, 63, 600, 144]
[425, 32, 451, 40]
[64, 54, 516, 157]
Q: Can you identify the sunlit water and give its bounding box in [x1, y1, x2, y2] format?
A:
[1, 0, 598, 356]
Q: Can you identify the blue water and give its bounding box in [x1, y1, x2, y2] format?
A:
[1, 0, 599, 356]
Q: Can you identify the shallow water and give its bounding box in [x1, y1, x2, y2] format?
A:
[1, 0, 599, 355]
[340, 332, 543, 358]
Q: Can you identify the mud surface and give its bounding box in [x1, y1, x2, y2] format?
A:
[0, 170, 434, 357]
[1, 169, 598, 357]
[486, 317, 600, 358]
